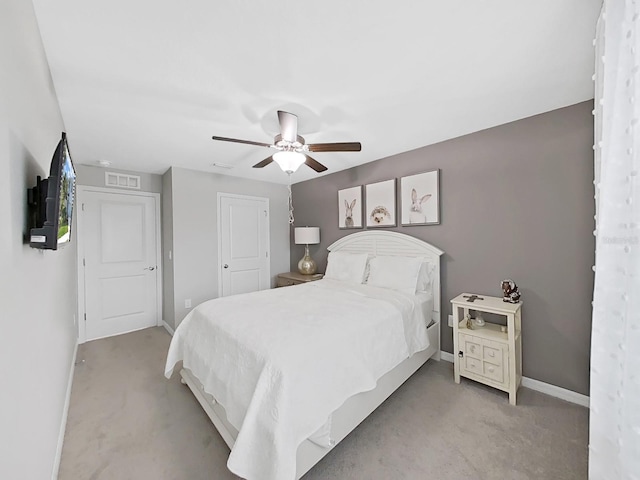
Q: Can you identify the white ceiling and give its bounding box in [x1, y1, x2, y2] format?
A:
[32, 0, 602, 185]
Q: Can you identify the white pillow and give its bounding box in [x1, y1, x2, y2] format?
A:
[324, 251, 369, 284]
[366, 255, 424, 294]
[417, 261, 436, 293]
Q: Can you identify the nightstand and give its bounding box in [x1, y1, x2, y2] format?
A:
[276, 271, 324, 287]
[451, 293, 523, 405]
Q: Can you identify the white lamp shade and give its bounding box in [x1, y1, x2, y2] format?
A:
[294, 227, 320, 245]
[273, 151, 306, 173]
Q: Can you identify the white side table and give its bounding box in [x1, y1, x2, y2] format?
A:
[451, 293, 523, 405]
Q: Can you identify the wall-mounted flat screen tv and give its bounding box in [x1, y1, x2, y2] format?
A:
[28, 132, 77, 250]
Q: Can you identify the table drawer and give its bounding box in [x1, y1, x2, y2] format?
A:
[463, 356, 483, 376]
[482, 343, 503, 366]
[276, 278, 297, 287]
[459, 333, 482, 360]
[483, 361, 504, 383]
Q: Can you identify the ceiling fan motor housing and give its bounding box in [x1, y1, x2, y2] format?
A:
[274, 133, 306, 151]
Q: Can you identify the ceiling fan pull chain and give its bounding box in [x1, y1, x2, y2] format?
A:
[287, 174, 295, 225]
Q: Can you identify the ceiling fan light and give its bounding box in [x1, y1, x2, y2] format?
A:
[273, 151, 305, 173]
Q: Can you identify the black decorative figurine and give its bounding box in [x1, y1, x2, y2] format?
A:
[501, 279, 521, 303]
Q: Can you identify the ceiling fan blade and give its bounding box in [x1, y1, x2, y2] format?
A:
[212, 136, 273, 148]
[304, 155, 328, 173]
[307, 142, 362, 152]
[252, 156, 274, 168]
[277, 111, 298, 143]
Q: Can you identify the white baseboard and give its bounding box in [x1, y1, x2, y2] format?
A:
[438, 350, 589, 408]
[162, 321, 175, 336]
[440, 351, 455, 363]
[52, 341, 78, 480]
[520, 377, 589, 407]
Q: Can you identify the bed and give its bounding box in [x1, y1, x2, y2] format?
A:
[164, 231, 444, 479]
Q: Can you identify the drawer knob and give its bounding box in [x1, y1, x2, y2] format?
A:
[488, 367, 494, 373]
[489, 351, 494, 357]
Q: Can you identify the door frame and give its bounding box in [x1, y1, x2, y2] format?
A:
[217, 192, 270, 298]
[76, 186, 163, 344]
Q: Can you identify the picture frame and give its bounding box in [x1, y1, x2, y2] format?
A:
[338, 186, 363, 229]
[365, 179, 396, 228]
[400, 169, 440, 226]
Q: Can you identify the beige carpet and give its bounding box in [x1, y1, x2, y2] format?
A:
[59, 327, 588, 479]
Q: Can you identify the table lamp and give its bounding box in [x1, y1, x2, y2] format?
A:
[294, 227, 320, 275]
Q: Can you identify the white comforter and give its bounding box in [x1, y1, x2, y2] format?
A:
[164, 279, 431, 480]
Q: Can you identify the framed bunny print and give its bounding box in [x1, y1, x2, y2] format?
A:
[338, 186, 363, 229]
[400, 169, 440, 226]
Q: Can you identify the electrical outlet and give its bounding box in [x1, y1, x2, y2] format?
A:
[185, 299, 192, 309]
[448, 314, 454, 327]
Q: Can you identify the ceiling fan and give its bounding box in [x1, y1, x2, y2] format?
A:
[212, 110, 361, 174]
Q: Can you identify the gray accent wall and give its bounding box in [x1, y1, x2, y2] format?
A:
[162, 168, 175, 328]
[291, 102, 594, 396]
[0, 1, 77, 478]
[162, 167, 291, 328]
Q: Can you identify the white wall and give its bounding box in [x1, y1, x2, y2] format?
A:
[0, 1, 77, 479]
[75, 164, 163, 193]
[164, 167, 291, 328]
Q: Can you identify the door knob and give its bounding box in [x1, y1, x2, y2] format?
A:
[144, 266, 156, 271]
[223, 264, 229, 269]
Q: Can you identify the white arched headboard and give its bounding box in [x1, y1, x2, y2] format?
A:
[327, 231, 444, 322]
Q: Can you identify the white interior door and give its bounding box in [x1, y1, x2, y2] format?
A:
[219, 193, 270, 297]
[81, 190, 160, 341]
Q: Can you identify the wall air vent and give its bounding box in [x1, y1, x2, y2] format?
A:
[105, 172, 141, 189]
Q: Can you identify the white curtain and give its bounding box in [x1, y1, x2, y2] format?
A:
[590, 1, 640, 479]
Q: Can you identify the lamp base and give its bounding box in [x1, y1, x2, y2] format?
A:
[297, 245, 317, 275]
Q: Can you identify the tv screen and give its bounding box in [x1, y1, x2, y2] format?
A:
[28, 132, 77, 250]
[56, 141, 75, 246]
